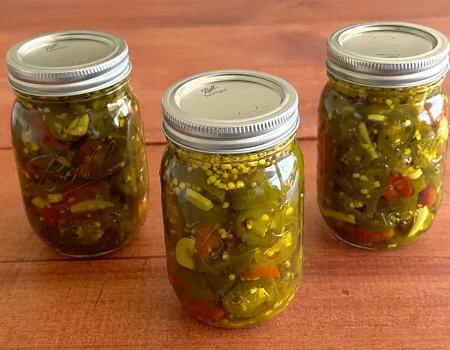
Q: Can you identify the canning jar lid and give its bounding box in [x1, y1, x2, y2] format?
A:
[326, 22, 450, 87]
[162, 70, 299, 154]
[6, 30, 131, 96]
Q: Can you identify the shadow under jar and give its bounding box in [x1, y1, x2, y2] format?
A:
[7, 31, 149, 257]
[160, 70, 304, 328]
[318, 22, 449, 250]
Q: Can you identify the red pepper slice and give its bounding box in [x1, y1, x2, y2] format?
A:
[240, 265, 281, 280]
[24, 162, 37, 177]
[353, 228, 395, 242]
[41, 185, 94, 226]
[28, 112, 70, 151]
[419, 185, 436, 207]
[195, 226, 221, 258]
[384, 175, 412, 200]
[185, 300, 225, 322]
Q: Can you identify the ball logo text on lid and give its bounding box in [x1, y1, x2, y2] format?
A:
[43, 42, 67, 53]
[201, 85, 227, 97]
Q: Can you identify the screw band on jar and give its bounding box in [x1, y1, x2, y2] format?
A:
[7, 30, 131, 96]
[161, 70, 299, 154]
[326, 22, 450, 87]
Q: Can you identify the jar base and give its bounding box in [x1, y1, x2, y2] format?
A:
[177, 284, 299, 329]
[181, 302, 290, 329]
[328, 228, 422, 251]
[38, 233, 135, 258]
[55, 244, 128, 258]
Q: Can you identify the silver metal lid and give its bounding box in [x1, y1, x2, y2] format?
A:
[326, 22, 450, 87]
[161, 70, 299, 154]
[6, 30, 131, 96]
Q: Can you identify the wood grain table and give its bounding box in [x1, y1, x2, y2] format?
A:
[1, 1, 450, 349]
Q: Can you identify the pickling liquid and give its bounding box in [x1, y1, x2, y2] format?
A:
[161, 136, 304, 327]
[11, 79, 149, 257]
[318, 75, 448, 249]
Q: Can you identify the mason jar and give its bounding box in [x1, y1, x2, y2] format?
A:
[7, 31, 149, 257]
[318, 22, 449, 250]
[160, 70, 304, 327]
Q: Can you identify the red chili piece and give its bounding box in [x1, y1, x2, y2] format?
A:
[419, 185, 436, 207]
[384, 175, 412, 200]
[353, 228, 395, 242]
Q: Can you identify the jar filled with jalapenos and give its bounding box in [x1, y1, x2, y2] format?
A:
[160, 70, 304, 327]
[7, 31, 149, 257]
[318, 22, 449, 249]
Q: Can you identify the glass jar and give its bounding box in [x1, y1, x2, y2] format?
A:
[318, 22, 449, 250]
[160, 70, 304, 328]
[6, 31, 149, 257]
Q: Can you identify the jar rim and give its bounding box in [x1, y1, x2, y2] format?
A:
[161, 69, 300, 154]
[326, 22, 450, 88]
[6, 30, 131, 96]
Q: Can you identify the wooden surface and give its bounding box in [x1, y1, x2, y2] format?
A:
[1, 1, 450, 349]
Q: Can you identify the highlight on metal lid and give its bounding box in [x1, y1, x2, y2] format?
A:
[161, 70, 299, 154]
[6, 30, 131, 96]
[326, 22, 450, 87]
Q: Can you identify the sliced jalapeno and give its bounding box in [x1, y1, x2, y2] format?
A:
[235, 204, 283, 248]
